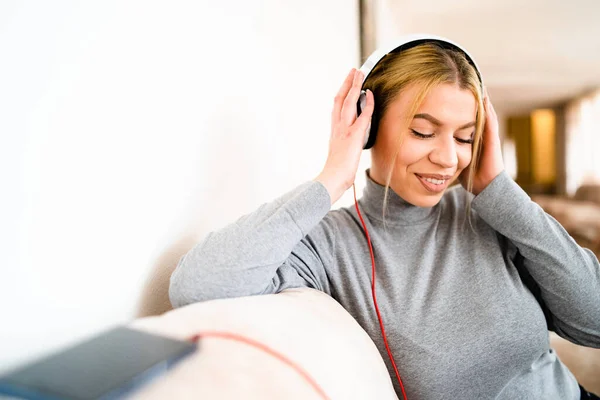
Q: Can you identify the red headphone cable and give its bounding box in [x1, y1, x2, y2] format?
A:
[183, 184, 407, 400]
[353, 183, 409, 400]
[188, 331, 330, 400]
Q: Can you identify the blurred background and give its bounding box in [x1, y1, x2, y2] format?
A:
[1, 0, 599, 375]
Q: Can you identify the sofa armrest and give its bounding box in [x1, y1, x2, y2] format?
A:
[128, 288, 398, 400]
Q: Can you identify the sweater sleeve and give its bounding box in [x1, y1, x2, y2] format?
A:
[472, 171, 600, 348]
[168, 181, 336, 308]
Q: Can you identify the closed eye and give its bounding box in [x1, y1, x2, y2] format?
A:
[410, 129, 433, 139]
[456, 136, 474, 144]
[411, 129, 474, 145]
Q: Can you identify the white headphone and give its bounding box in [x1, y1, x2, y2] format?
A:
[357, 33, 484, 149]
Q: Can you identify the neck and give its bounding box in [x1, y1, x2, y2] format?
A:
[360, 169, 437, 226]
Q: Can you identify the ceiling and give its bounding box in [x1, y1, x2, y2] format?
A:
[375, 0, 600, 114]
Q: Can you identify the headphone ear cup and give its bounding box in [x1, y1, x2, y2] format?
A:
[357, 90, 373, 149]
[358, 90, 368, 115]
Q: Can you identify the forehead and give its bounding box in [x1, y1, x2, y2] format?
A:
[386, 83, 477, 126]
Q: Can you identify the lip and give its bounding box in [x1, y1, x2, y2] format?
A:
[417, 173, 453, 180]
[415, 173, 452, 193]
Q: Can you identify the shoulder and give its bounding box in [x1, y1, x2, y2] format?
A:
[307, 204, 365, 243]
[301, 206, 368, 258]
[438, 184, 495, 232]
[317, 207, 354, 234]
[440, 185, 504, 240]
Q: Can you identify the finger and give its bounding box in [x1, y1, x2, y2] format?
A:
[489, 97, 497, 116]
[483, 97, 500, 146]
[483, 99, 494, 130]
[485, 96, 497, 120]
[341, 69, 364, 125]
[332, 69, 357, 122]
[353, 89, 374, 139]
[483, 86, 496, 112]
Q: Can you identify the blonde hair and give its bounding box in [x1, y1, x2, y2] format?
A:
[362, 43, 485, 224]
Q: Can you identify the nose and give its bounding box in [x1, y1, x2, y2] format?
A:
[429, 135, 458, 168]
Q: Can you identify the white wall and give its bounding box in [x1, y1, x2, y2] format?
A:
[0, 0, 360, 372]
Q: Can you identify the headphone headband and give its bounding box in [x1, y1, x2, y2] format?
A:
[358, 34, 484, 149]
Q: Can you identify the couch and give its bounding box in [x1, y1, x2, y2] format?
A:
[129, 286, 599, 398]
[130, 288, 398, 399]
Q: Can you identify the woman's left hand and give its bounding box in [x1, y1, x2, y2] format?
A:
[461, 89, 505, 196]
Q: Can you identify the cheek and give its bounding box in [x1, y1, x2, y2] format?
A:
[396, 140, 432, 170]
[457, 146, 473, 171]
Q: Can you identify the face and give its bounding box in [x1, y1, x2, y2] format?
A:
[371, 83, 477, 208]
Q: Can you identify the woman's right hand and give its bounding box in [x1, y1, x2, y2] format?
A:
[315, 68, 375, 205]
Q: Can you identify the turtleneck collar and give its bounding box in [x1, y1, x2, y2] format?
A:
[359, 169, 438, 225]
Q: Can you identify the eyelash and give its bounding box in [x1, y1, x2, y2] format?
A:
[410, 129, 474, 145]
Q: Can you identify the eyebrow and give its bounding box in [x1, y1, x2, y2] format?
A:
[413, 113, 476, 130]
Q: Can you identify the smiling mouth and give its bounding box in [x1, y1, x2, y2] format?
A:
[422, 176, 447, 185]
[415, 174, 452, 193]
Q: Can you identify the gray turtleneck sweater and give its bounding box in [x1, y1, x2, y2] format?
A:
[169, 171, 600, 399]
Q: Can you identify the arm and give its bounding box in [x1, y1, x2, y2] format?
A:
[472, 171, 600, 347]
[170, 68, 374, 308]
[169, 181, 335, 308]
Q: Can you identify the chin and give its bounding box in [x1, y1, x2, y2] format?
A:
[405, 192, 444, 208]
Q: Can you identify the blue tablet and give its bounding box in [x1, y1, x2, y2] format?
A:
[0, 326, 198, 400]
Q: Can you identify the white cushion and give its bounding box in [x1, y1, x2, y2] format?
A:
[128, 288, 398, 399]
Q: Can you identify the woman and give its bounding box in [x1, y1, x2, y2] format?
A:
[169, 39, 600, 399]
